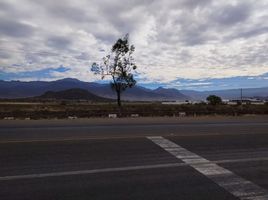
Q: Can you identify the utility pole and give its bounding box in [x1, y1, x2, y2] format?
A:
[240, 88, 243, 104]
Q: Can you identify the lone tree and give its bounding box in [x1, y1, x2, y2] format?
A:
[206, 95, 222, 105]
[91, 34, 137, 107]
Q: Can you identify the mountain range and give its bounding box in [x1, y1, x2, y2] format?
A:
[0, 78, 267, 101]
[37, 88, 111, 102]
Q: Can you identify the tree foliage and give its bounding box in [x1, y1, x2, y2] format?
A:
[206, 95, 222, 105]
[91, 34, 137, 107]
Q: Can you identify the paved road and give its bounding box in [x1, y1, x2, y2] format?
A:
[0, 118, 268, 199]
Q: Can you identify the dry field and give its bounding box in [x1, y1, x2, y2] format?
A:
[0, 101, 268, 119]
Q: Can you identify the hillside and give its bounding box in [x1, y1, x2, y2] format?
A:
[153, 87, 189, 100]
[37, 88, 111, 101]
[0, 78, 268, 100]
[0, 78, 190, 101]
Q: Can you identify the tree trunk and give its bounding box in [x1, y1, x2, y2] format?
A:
[116, 89, 121, 107]
[116, 89, 122, 117]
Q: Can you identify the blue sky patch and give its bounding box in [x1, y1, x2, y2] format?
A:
[0, 66, 70, 81]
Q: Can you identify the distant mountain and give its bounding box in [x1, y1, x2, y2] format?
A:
[37, 88, 111, 101]
[0, 78, 99, 98]
[0, 78, 267, 101]
[153, 87, 189, 100]
[179, 90, 204, 100]
[0, 78, 189, 101]
[181, 88, 268, 100]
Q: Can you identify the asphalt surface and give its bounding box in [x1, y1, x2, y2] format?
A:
[0, 117, 268, 199]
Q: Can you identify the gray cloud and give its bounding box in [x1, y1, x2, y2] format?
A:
[232, 26, 268, 39]
[0, 0, 268, 83]
[0, 18, 34, 38]
[0, 1, 12, 11]
[46, 36, 72, 50]
[51, 7, 87, 22]
[0, 51, 11, 59]
[75, 52, 91, 60]
[178, 50, 192, 63]
[181, 0, 212, 9]
[212, 3, 251, 26]
[41, 2, 89, 22]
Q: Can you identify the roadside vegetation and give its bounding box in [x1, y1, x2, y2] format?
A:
[206, 95, 222, 105]
[1, 101, 268, 119]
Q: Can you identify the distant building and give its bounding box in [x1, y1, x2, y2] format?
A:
[228, 98, 265, 105]
[162, 98, 266, 105]
[162, 100, 203, 105]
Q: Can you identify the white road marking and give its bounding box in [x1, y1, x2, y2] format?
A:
[1, 130, 267, 144]
[215, 157, 268, 164]
[0, 163, 184, 181]
[0, 151, 268, 183]
[147, 136, 268, 200]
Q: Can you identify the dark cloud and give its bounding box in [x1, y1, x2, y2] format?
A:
[212, 3, 251, 26]
[0, 18, 34, 38]
[92, 31, 118, 44]
[30, 0, 99, 23]
[157, 16, 212, 46]
[46, 36, 72, 50]
[0, 1, 12, 11]
[178, 50, 192, 62]
[181, 0, 212, 9]
[75, 52, 91, 60]
[181, 24, 212, 46]
[48, 4, 88, 22]
[233, 26, 268, 39]
[182, 33, 208, 46]
[0, 51, 11, 59]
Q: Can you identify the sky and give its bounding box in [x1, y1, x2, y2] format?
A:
[0, 0, 268, 91]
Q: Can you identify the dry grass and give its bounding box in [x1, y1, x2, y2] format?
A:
[1, 101, 268, 119]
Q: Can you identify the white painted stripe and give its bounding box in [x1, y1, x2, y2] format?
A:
[1, 131, 267, 144]
[0, 156, 267, 182]
[215, 157, 268, 164]
[147, 136, 268, 200]
[0, 163, 184, 181]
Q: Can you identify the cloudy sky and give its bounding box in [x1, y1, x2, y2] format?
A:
[0, 0, 268, 90]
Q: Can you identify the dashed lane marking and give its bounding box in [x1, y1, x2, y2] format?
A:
[147, 136, 268, 200]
